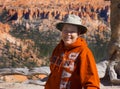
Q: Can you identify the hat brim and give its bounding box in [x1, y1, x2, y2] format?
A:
[56, 22, 87, 34]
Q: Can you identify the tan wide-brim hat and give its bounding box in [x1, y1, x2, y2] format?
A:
[56, 14, 87, 34]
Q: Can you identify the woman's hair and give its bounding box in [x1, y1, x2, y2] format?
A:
[77, 26, 82, 35]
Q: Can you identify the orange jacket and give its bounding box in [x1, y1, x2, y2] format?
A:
[45, 37, 100, 89]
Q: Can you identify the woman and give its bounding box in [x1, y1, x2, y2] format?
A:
[45, 14, 100, 89]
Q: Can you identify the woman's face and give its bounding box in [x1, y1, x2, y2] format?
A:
[62, 24, 79, 46]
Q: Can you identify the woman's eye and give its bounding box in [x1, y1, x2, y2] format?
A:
[64, 31, 76, 33]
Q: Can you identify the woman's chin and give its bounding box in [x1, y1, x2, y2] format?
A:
[64, 41, 72, 46]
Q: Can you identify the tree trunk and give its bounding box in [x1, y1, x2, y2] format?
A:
[107, 0, 120, 84]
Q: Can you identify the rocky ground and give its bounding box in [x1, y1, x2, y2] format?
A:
[0, 60, 120, 89]
[0, 82, 120, 89]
